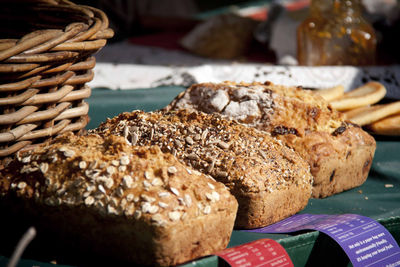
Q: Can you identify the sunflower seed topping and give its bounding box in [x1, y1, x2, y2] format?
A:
[218, 141, 230, 149]
[107, 205, 118, 215]
[185, 136, 194, 145]
[212, 191, 220, 201]
[39, 162, 49, 173]
[151, 178, 163, 186]
[116, 187, 124, 197]
[168, 211, 181, 221]
[170, 187, 179, 196]
[17, 182, 27, 190]
[131, 132, 138, 145]
[126, 194, 134, 202]
[158, 201, 169, 208]
[120, 156, 130, 165]
[122, 175, 133, 189]
[141, 194, 156, 203]
[98, 184, 106, 194]
[187, 153, 198, 161]
[133, 210, 142, 219]
[144, 171, 152, 179]
[21, 155, 31, 163]
[61, 148, 75, 158]
[142, 202, 159, 214]
[174, 140, 183, 148]
[184, 194, 192, 207]
[167, 166, 177, 174]
[207, 182, 215, 190]
[151, 214, 167, 226]
[79, 161, 87, 169]
[203, 205, 211, 214]
[143, 180, 151, 188]
[84, 196, 95, 206]
[158, 192, 170, 198]
[106, 166, 115, 175]
[125, 204, 135, 216]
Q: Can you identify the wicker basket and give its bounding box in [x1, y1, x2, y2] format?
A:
[0, 0, 113, 157]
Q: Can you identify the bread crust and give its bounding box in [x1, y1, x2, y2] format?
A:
[93, 110, 313, 228]
[0, 133, 238, 266]
[165, 81, 376, 198]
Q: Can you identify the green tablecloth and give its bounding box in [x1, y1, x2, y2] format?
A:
[86, 87, 186, 129]
[1, 87, 399, 267]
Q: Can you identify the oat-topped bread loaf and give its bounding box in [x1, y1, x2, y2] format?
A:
[165, 81, 376, 198]
[93, 110, 313, 229]
[0, 133, 237, 266]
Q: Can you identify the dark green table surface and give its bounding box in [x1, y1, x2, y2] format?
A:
[86, 87, 186, 129]
[1, 87, 399, 267]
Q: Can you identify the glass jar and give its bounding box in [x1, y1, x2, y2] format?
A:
[297, 0, 376, 66]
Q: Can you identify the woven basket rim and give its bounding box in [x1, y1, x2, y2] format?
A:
[0, 0, 113, 158]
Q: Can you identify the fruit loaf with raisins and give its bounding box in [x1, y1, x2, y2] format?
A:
[165, 81, 376, 198]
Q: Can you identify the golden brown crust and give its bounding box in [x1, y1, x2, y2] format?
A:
[165, 81, 376, 198]
[284, 123, 375, 197]
[92, 110, 313, 228]
[0, 133, 237, 266]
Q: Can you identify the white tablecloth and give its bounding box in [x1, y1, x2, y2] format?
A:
[90, 41, 400, 99]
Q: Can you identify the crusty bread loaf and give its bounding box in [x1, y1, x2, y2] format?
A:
[165, 81, 376, 198]
[93, 110, 313, 229]
[0, 133, 237, 266]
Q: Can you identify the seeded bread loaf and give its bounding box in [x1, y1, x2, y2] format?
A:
[0, 133, 237, 266]
[92, 110, 313, 229]
[165, 81, 376, 198]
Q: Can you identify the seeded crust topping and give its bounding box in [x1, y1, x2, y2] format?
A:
[166, 81, 344, 136]
[0, 133, 235, 226]
[92, 110, 313, 195]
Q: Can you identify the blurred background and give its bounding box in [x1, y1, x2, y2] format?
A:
[72, 0, 400, 65]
